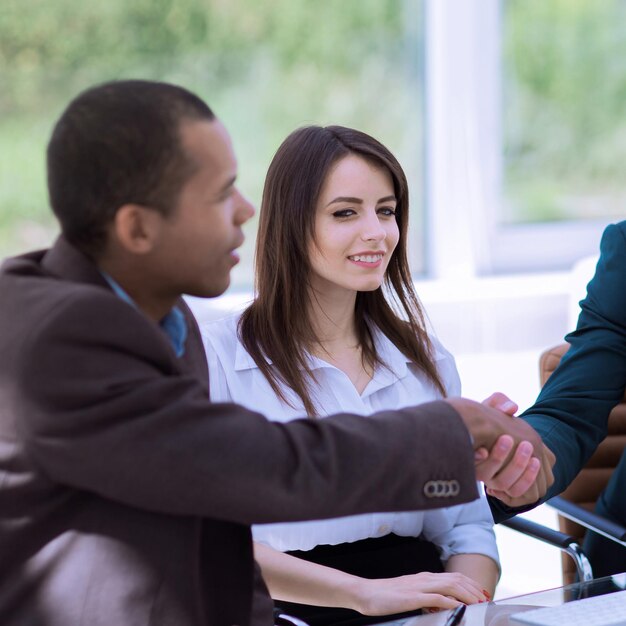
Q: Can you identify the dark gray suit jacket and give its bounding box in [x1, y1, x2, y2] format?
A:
[0, 237, 478, 626]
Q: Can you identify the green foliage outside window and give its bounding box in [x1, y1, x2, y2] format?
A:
[2, 0, 626, 273]
[503, 0, 626, 223]
[0, 0, 424, 281]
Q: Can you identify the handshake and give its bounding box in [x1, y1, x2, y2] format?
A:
[446, 394, 556, 507]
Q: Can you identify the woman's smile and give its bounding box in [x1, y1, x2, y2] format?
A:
[347, 252, 384, 268]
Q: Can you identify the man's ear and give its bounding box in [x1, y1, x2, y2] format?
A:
[112, 204, 164, 254]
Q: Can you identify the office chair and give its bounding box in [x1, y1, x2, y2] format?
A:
[501, 515, 593, 583]
[538, 343, 626, 585]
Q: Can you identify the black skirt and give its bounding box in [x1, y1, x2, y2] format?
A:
[273, 533, 444, 626]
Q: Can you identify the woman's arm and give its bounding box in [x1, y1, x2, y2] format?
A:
[254, 541, 488, 616]
[420, 483, 500, 602]
[445, 553, 498, 600]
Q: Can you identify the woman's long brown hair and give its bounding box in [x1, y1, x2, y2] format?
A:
[239, 125, 445, 415]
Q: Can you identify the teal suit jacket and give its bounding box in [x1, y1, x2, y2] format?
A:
[491, 221, 626, 529]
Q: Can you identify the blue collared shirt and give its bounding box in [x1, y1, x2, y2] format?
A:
[101, 273, 188, 357]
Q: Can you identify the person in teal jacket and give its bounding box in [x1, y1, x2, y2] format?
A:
[490, 221, 626, 575]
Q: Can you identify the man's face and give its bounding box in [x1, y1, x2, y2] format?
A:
[151, 119, 254, 299]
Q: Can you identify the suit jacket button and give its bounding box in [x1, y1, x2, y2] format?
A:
[424, 479, 461, 498]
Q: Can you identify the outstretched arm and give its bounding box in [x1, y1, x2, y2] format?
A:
[484, 223, 626, 517]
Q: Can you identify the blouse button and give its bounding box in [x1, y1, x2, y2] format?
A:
[378, 524, 390, 534]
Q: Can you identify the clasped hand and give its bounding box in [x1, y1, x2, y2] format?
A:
[446, 394, 556, 507]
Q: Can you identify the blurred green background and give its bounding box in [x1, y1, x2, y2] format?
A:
[2, 0, 626, 279]
[502, 0, 626, 223]
[0, 0, 423, 283]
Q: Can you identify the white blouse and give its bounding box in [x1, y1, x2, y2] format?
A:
[201, 314, 499, 566]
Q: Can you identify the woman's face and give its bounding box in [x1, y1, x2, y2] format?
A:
[308, 154, 400, 297]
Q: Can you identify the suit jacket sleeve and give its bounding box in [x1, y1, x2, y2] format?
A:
[491, 222, 626, 521]
[19, 289, 478, 525]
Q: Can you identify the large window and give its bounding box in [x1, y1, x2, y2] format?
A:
[0, 0, 425, 286]
[3, 1, 620, 283]
[426, 0, 618, 276]
[503, 0, 626, 225]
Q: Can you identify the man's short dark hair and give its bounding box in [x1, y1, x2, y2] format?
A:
[46, 80, 215, 257]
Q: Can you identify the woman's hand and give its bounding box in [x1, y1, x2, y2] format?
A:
[347, 571, 490, 616]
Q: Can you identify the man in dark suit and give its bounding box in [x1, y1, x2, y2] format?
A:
[488, 221, 626, 574]
[0, 80, 552, 626]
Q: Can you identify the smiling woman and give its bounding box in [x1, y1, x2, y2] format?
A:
[200, 125, 499, 625]
[309, 155, 400, 299]
[236, 125, 443, 417]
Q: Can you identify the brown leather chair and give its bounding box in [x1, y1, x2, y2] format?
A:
[540, 343, 626, 584]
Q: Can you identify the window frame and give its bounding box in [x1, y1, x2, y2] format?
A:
[423, 0, 609, 279]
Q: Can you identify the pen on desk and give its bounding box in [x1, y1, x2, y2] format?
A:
[444, 604, 466, 626]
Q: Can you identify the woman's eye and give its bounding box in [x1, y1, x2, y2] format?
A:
[378, 207, 397, 217]
[332, 209, 356, 218]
